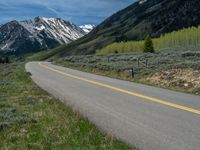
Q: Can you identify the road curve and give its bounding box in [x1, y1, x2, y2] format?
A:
[26, 62, 200, 150]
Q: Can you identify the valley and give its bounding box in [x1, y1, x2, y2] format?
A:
[27, 23, 200, 96]
[1, 0, 200, 149]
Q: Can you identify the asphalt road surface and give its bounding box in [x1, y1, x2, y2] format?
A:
[26, 62, 200, 150]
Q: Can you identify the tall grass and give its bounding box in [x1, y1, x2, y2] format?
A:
[98, 26, 200, 54]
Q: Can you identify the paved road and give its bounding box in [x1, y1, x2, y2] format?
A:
[26, 62, 200, 150]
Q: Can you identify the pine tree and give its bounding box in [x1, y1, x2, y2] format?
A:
[143, 35, 154, 53]
[5, 56, 10, 63]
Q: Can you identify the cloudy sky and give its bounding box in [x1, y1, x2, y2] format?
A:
[0, 0, 135, 25]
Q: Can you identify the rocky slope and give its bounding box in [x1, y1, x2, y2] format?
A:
[0, 17, 93, 55]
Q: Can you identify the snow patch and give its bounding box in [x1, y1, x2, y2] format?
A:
[79, 24, 95, 33]
[139, 0, 147, 5]
[34, 25, 45, 31]
[1, 43, 8, 50]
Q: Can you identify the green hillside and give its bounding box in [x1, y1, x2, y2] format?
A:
[98, 26, 200, 54]
[51, 0, 200, 56]
[27, 45, 68, 61]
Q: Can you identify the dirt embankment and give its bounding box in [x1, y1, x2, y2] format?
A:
[147, 69, 200, 95]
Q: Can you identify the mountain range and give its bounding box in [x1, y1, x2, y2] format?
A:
[0, 17, 95, 55]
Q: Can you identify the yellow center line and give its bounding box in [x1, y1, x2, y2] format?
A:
[38, 62, 200, 115]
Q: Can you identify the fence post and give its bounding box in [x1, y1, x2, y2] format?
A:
[131, 67, 135, 78]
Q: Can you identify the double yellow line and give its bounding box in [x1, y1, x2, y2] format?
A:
[39, 62, 200, 115]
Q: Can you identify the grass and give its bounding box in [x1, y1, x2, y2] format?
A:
[0, 63, 133, 150]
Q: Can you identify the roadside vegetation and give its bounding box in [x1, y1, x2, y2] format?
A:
[0, 63, 133, 149]
[97, 26, 200, 54]
[56, 50, 200, 96]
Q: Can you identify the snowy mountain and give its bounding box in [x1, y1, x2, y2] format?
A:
[0, 17, 89, 55]
[79, 24, 95, 34]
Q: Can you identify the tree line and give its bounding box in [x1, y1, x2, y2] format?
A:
[98, 25, 200, 54]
